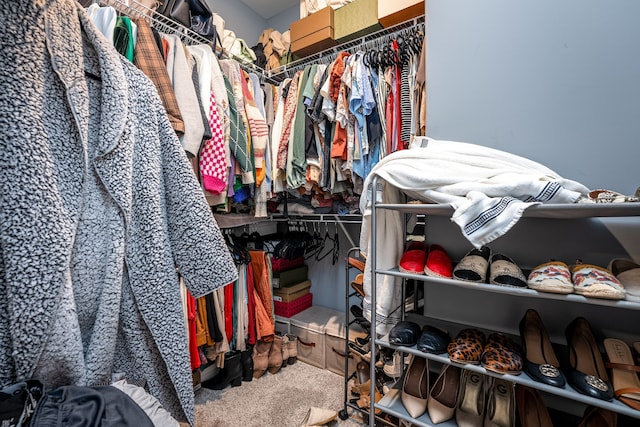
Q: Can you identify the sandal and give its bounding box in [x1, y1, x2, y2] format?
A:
[489, 254, 527, 288]
[527, 261, 573, 294]
[603, 338, 640, 411]
[572, 263, 626, 300]
[453, 246, 491, 283]
[588, 189, 639, 203]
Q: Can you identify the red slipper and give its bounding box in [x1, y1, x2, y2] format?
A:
[424, 244, 453, 278]
[399, 242, 427, 274]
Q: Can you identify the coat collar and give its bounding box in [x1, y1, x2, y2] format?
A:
[45, 0, 129, 161]
[44, 0, 133, 217]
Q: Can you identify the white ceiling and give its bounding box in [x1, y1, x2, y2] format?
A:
[239, 0, 298, 19]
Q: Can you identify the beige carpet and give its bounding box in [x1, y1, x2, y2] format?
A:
[192, 362, 366, 427]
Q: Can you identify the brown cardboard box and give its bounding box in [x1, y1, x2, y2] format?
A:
[378, 0, 424, 28]
[273, 281, 311, 303]
[334, 0, 381, 43]
[290, 6, 336, 57]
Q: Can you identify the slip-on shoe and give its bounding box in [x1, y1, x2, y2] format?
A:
[424, 244, 453, 278]
[489, 254, 527, 288]
[448, 328, 486, 364]
[399, 241, 427, 274]
[453, 246, 491, 283]
[572, 263, 625, 300]
[417, 325, 451, 354]
[389, 321, 421, 346]
[481, 333, 523, 375]
[527, 261, 573, 294]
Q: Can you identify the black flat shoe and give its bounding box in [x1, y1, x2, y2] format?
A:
[565, 317, 614, 401]
[417, 324, 450, 354]
[389, 321, 421, 346]
[519, 309, 566, 388]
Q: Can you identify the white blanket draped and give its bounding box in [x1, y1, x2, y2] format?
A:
[359, 137, 589, 335]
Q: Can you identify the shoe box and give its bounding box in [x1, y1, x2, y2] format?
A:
[290, 6, 336, 57]
[333, 0, 382, 43]
[289, 306, 368, 376]
[272, 265, 308, 289]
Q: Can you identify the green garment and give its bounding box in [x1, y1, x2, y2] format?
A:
[286, 65, 315, 188]
[224, 76, 253, 174]
[114, 16, 134, 62]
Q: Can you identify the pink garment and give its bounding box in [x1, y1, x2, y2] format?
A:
[199, 92, 227, 193]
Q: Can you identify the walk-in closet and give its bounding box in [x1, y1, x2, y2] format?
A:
[1, 1, 639, 426]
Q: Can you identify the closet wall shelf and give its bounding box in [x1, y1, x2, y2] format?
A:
[377, 268, 640, 311]
[374, 335, 640, 420]
[375, 202, 640, 218]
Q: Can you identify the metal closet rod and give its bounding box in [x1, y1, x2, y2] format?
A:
[267, 15, 426, 80]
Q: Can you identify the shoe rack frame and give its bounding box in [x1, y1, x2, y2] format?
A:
[367, 175, 640, 426]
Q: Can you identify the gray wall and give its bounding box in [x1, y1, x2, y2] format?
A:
[205, 0, 266, 45]
[267, 4, 299, 34]
[426, 0, 640, 195]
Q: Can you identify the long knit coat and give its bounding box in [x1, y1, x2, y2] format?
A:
[0, 1, 238, 424]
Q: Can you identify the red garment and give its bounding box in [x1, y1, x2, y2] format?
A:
[224, 280, 234, 344]
[246, 264, 257, 346]
[186, 291, 200, 370]
[330, 52, 350, 102]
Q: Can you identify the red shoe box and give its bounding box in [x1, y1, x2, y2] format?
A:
[274, 292, 313, 318]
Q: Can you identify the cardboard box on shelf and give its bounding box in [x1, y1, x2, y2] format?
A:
[378, 0, 424, 28]
[333, 0, 381, 44]
[272, 265, 308, 289]
[273, 280, 312, 303]
[290, 6, 336, 57]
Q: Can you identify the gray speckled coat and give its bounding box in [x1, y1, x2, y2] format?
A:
[0, 1, 237, 424]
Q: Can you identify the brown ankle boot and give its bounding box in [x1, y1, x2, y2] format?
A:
[286, 334, 298, 365]
[252, 340, 272, 379]
[268, 334, 284, 374]
[281, 335, 290, 368]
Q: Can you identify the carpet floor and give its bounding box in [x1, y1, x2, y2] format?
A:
[192, 361, 367, 427]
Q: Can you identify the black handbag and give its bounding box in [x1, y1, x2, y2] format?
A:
[157, 0, 218, 41]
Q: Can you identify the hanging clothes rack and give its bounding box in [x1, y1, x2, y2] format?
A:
[267, 15, 425, 82]
[101, 0, 278, 83]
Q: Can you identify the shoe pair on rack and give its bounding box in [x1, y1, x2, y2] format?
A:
[516, 385, 617, 427]
[527, 261, 628, 300]
[520, 310, 614, 401]
[398, 241, 453, 278]
[448, 329, 523, 375]
[453, 246, 527, 288]
[454, 370, 515, 427]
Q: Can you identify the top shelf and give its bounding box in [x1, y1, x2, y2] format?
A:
[375, 202, 640, 218]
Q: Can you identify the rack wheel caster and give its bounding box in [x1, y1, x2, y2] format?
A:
[338, 409, 349, 420]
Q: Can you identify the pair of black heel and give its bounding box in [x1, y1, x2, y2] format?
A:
[520, 309, 613, 401]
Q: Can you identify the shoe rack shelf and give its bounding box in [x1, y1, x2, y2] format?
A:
[367, 176, 640, 426]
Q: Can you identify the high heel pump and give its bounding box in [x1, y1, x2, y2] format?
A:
[565, 317, 613, 401]
[519, 309, 565, 388]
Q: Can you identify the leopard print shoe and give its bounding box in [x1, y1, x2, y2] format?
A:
[448, 328, 486, 364]
[481, 333, 524, 375]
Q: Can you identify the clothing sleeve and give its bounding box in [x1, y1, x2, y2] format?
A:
[157, 103, 238, 297]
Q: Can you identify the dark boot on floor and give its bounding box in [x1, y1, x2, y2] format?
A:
[241, 345, 253, 382]
[201, 351, 242, 390]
